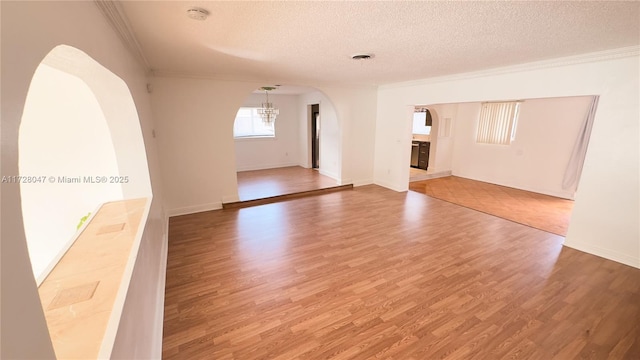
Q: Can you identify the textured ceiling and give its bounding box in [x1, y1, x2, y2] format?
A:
[120, 1, 639, 87]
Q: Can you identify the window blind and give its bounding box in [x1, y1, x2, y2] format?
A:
[476, 101, 520, 145]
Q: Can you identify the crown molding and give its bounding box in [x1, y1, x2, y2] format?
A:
[152, 69, 267, 84]
[94, 0, 150, 73]
[381, 45, 640, 90]
[151, 70, 378, 92]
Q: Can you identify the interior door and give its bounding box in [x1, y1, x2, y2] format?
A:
[311, 104, 320, 169]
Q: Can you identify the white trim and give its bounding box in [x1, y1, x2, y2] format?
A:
[98, 197, 152, 359]
[563, 241, 640, 270]
[151, 70, 379, 92]
[221, 195, 240, 204]
[380, 46, 640, 89]
[166, 202, 222, 217]
[151, 230, 169, 358]
[374, 179, 408, 193]
[236, 162, 299, 172]
[319, 169, 339, 182]
[451, 172, 575, 200]
[234, 136, 276, 141]
[94, 0, 151, 72]
[338, 178, 353, 186]
[352, 178, 374, 187]
[152, 69, 265, 83]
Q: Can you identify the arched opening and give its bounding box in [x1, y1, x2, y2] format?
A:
[19, 44, 151, 283]
[408, 105, 453, 182]
[230, 85, 344, 203]
[20, 60, 123, 281]
[18, 44, 153, 358]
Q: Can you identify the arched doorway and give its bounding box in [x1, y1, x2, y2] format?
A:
[230, 86, 344, 204]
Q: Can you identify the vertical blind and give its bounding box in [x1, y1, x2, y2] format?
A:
[476, 101, 520, 145]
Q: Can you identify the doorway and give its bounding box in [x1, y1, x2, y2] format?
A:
[230, 91, 343, 206]
[311, 104, 320, 169]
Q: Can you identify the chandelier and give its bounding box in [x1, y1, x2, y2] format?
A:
[257, 86, 279, 126]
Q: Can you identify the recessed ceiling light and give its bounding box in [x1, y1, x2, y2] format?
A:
[352, 53, 374, 60]
[187, 7, 209, 21]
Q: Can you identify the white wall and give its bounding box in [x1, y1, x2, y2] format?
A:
[320, 86, 378, 186]
[19, 63, 124, 281]
[450, 96, 593, 198]
[1, 2, 168, 359]
[375, 50, 639, 269]
[154, 81, 377, 216]
[298, 91, 341, 180]
[151, 76, 259, 213]
[426, 104, 457, 173]
[235, 94, 300, 171]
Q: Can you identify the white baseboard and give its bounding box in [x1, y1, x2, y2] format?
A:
[151, 231, 169, 358]
[353, 178, 374, 187]
[166, 202, 222, 217]
[451, 172, 575, 200]
[374, 179, 408, 192]
[339, 178, 353, 186]
[236, 161, 299, 172]
[410, 170, 452, 182]
[222, 194, 240, 203]
[319, 169, 339, 181]
[563, 240, 640, 269]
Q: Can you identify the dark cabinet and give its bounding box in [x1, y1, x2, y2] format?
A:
[418, 142, 430, 170]
[410, 141, 430, 170]
[425, 109, 433, 127]
[410, 141, 419, 167]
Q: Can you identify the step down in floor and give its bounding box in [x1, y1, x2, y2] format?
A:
[223, 184, 354, 210]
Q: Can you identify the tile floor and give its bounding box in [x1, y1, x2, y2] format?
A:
[409, 176, 574, 236]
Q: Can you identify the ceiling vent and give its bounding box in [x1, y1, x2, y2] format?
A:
[187, 7, 209, 21]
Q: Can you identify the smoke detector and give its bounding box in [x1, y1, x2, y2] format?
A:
[187, 7, 209, 21]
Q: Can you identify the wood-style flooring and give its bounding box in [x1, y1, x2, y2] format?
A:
[236, 166, 339, 202]
[164, 185, 639, 359]
[410, 176, 574, 236]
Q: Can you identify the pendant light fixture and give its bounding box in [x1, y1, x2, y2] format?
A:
[257, 86, 279, 127]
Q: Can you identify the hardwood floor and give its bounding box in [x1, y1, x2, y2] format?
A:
[164, 185, 639, 359]
[409, 176, 574, 236]
[236, 166, 339, 202]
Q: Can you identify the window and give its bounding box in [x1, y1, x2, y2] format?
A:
[233, 107, 275, 138]
[412, 112, 431, 135]
[476, 101, 521, 145]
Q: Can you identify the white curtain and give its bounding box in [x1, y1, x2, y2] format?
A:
[562, 96, 600, 192]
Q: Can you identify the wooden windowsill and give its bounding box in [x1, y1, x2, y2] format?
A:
[37, 197, 150, 359]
